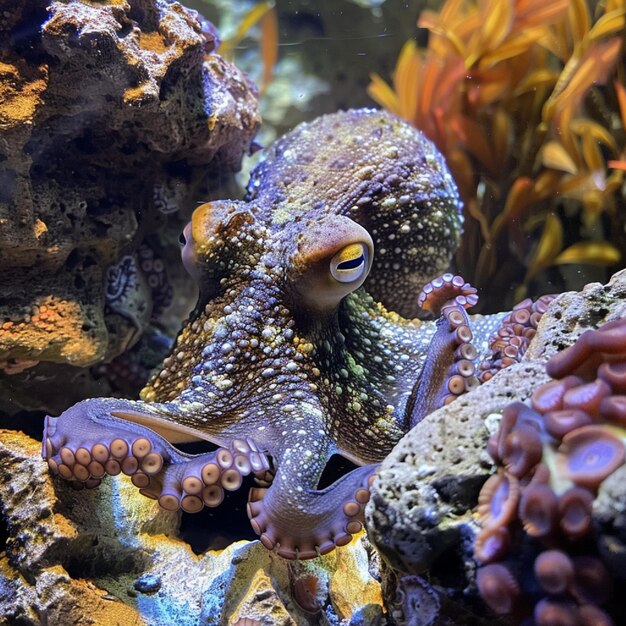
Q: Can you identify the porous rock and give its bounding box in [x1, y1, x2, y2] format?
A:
[0, 0, 259, 406]
[366, 268, 626, 619]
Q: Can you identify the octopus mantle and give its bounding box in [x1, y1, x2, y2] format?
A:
[44, 109, 512, 559]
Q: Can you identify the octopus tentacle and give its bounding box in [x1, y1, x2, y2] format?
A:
[417, 273, 478, 316]
[406, 274, 479, 428]
[246, 464, 377, 560]
[44, 399, 178, 485]
[478, 294, 555, 381]
[44, 398, 269, 511]
[146, 441, 270, 513]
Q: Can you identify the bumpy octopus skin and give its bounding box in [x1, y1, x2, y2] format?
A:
[43, 109, 508, 559]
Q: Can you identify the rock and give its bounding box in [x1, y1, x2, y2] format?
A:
[0, 0, 260, 409]
[366, 268, 626, 622]
[0, 430, 384, 625]
[133, 573, 161, 594]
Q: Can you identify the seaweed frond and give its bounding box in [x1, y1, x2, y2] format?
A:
[217, 1, 279, 95]
[368, 0, 626, 309]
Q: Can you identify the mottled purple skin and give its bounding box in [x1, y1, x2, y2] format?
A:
[43, 109, 504, 559]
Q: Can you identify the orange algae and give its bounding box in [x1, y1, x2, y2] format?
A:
[139, 30, 169, 54]
[368, 0, 626, 309]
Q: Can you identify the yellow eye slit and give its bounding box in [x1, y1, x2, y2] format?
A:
[330, 243, 368, 283]
[336, 255, 364, 270]
[335, 243, 365, 263]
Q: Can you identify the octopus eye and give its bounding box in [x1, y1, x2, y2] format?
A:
[178, 231, 187, 246]
[330, 243, 368, 283]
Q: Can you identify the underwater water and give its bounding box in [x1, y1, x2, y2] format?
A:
[1, 1, 625, 625]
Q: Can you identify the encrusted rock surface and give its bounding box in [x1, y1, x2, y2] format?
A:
[366, 268, 626, 622]
[0, 430, 384, 625]
[4, 270, 626, 625]
[0, 0, 259, 409]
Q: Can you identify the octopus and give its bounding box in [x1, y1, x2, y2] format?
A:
[43, 109, 521, 560]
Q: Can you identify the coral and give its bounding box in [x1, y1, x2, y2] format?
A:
[368, 0, 626, 310]
[474, 318, 626, 624]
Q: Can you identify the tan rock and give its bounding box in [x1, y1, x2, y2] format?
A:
[0, 0, 259, 389]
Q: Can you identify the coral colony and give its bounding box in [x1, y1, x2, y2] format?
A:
[476, 318, 626, 625]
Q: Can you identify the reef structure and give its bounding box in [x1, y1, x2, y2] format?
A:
[475, 317, 626, 625]
[0, 0, 260, 411]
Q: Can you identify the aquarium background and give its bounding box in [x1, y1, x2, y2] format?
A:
[201, 0, 625, 311]
[0, 1, 625, 625]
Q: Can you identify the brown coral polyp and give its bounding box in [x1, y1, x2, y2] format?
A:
[545, 331, 595, 380]
[586, 319, 626, 353]
[579, 604, 615, 626]
[477, 471, 519, 529]
[560, 425, 625, 490]
[531, 376, 583, 414]
[571, 556, 612, 606]
[600, 395, 626, 424]
[562, 379, 611, 417]
[547, 319, 626, 381]
[533, 549, 574, 595]
[543, 408, 592, 439]
[476, 563, 520, 615]
[501, 425, 543, 477]
[473, 525, 511, 563]
[492, 402, 544, 462]
[534, 598, 579, 626]
[558, 487, 594, 540]
[518, 482, 558, 537]
[598, 361, 626, 393]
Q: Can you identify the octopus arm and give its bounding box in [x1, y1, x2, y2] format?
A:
[247, 459, 377, 560]
[43, 398, 271, 513]
[107, 406, 209, 445]
[239, 418, 376, 559]
[407, 300, 477, 428]
[44, 397, 205, 456]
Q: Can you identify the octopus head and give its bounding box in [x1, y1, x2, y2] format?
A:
[181, 199, 375, 319]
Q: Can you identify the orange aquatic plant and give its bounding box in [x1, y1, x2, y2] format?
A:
[369, 0, 626, 308]
[214, 1, 278, 95]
